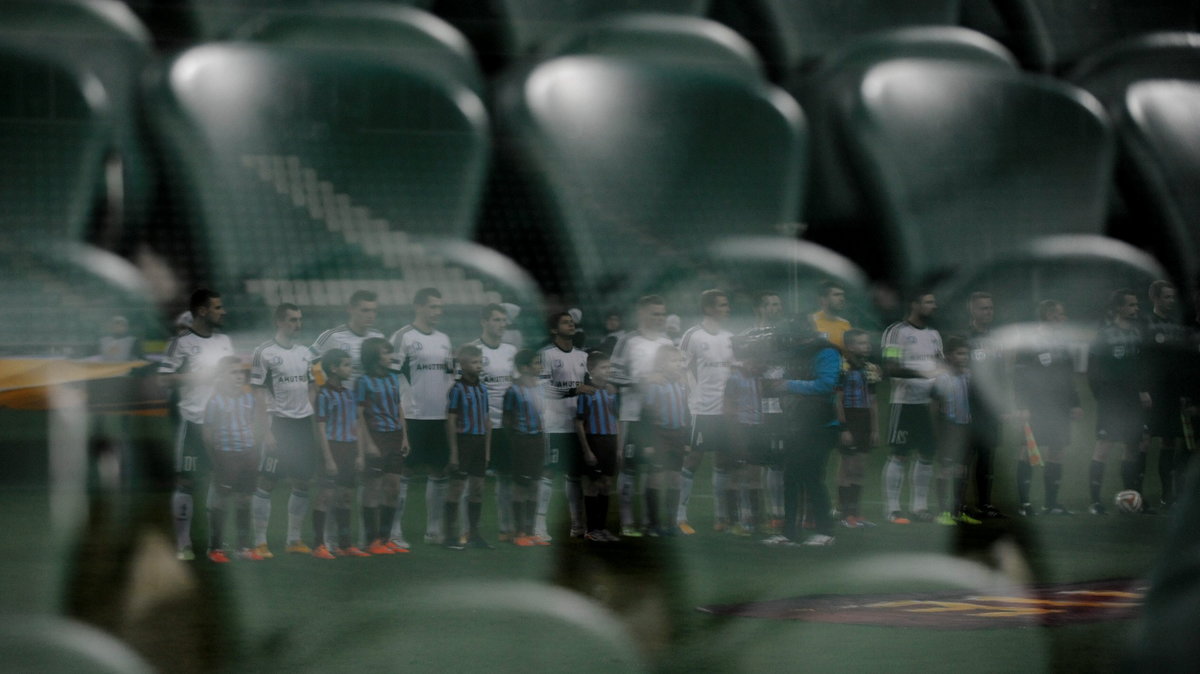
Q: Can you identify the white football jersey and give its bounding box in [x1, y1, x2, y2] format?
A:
[158, 330, 235, 424]
[311, 324, 384, 388]
[610, 331, 673, 421]
[540, 343, 589, 433]
[250, 339, 314, 419]
[391, 324, 453, 420]
[881, 321, 944, 404]
[680, 324, 734, 416]
[469, 338, 517, 428]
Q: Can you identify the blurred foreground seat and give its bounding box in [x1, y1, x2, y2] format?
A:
[436, 0, 711, 74]
[794, 26, 1018, 279]
[709, 0, 962, 82]
[0, 40, 112, 245]
[1114, 79, 1200, 288]
[489, 13, 805, 307]
[826, 58, 1113, 287]
[962, 0, 1199, 73]
[232, 1, 484, 95]
[0, 0, 155, 251]
[148, 41, 490, 322]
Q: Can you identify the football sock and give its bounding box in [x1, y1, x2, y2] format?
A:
[496, 476, 513, 534]
[324, 506, 337, 548]
[208, 508, 224, 551]
[767, 468, 785, 519]
[535, 477, 553, 535]
[883, 457, 903, 515]
[236, 507, 251, 550]
[837, 485, 850, 516]
[1044, 462, 1063, 507]
[911, 459, 933, 513]
[390, 476, 410, 540]
[287, 489, 309, 544]
[975, 445, 994, 506]
[847, 485, 861, 518]
[935, 476, 950, 513]
[618, 470, 636, 527]
[1159, 448, 1176, 503]
[379, 506, 396, 540]
[468, 502, 482, 536]
[512, 501, 525, 535]
[173, 489, 194, 551]
[458, 485, 469, 530]
[740, 488, 753, 528]
[335, 507, 351, 549]
[645, 488, 660, 529]
[525, 499, 537, 535]
[1120, 460, 1136, 491]
[443, 502, 457, 542]
[426, 476, 447, 540]
[251, 488, 272, 547]
[312, 510, 326, 547]
[585, 495, 600, 531]
[362, 506, 378, 542]
[666, 489, 680, 529]
[713, 469, 730, 523]
[566, 478, 584, 530]
[1134, 452, 1148, 494]
[1089, 460, 1105, 503]
[1016, 461, 1032, 504]
[597, 494, 610, 531]
[678, 469, 695, 523]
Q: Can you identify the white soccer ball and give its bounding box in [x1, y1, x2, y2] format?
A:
[1114, 490, 1144, 513]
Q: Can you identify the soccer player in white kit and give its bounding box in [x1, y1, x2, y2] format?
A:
[679, 289, 735, 533]
[159, 289, 234, 560]
[390, 287, 455, 545]
[880, 291, 944, 524]
[538, 312, 592, 541]
[311, 290, 383, 546]
[609, 295, 673, 536]
[468, 304, 518, 541]
[249, 303, 318, 557]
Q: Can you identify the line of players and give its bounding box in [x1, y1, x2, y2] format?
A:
[159, 278, 1198, 560]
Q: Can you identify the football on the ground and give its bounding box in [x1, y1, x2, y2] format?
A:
[1114, 490, 1144, 513]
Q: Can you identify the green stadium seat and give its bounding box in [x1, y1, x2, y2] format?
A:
[539, 12, 764, 82]
[148, 43, 490, 313]
[0, 42, 112, 244]
[964, 0, 1199, 73]
[0, 617, 154, 674]
[138, 0, 435, 44]
[436, 0, 711, 73]
[932, 234, 1168, 329]
[831, 59, 1114, 287]
[1115, 79, 1200, 288]
[622, 236, 880, 331]
[0, 0, 155, 250]
[709, 0, 962, 81]
[231, 2, 484, 96]
[491, 43, 805, 308]
[1066, 32, 1200, 114]
[794, 27, 1018, 278]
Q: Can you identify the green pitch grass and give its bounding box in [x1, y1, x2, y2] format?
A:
[0, 388, 1179, 673]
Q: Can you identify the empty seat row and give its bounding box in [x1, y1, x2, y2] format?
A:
[3, 4, 1199, 331]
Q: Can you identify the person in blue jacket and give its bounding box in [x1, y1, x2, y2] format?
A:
[762, 322, 842, 547]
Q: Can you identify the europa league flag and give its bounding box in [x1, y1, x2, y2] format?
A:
[1024, 423, 1043, 467]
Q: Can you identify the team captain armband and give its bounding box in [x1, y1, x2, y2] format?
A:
[882, 346, 903, 360]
